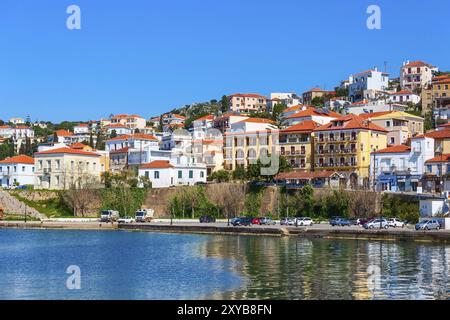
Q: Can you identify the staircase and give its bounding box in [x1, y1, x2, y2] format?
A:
[0, 190, 46, 220]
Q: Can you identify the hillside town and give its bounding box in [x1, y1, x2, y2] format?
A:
[1, 60, 450, 216]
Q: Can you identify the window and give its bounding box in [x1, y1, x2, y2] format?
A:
[386, 121, 391, 127]
[154, 171, 160, 179]
[145, 171, 149, 179]
[22, 166, 25, 172]
[56, 160, 60, 169]
[200, 171, 204, 178]
[178, 171, 182, 179]
[189, 170, 193, 179]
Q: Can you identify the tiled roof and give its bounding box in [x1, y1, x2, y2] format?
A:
[75, 123, 88, 127]
[0, 155, 34, 165]
[54, 129, 73, 137]
[235, 118, 276, 125]
[35, 147, 100, 157]
[285, 107, 340, 119]
[281, 120, 320, 133]
[110, 147, 130, 154]
[171, 114, 186, 120]
[425, 154, 450, 164]
[423, 130, 450, 139]
[229, 93, 266, 99]
[403, 61, 432, 68]
[372, 145, 410, 154]
[69, 142, 89, 149]
[106, 133, 158, 142]
[106, 124, 129, 128]
[140, 160, 174, 169]
[314, 114, 388, 132]
[283, 104, 305, 113]
[390, 90, 414, 95]
[358, 111, 393, 119]
[194, 115, 214, 122]
[111, 114, 142, 119]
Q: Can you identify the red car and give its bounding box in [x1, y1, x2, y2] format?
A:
[251, 218, 261, 225]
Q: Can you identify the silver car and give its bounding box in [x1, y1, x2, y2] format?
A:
[415, 219, 441, 231]
[363, 218, 389, 229]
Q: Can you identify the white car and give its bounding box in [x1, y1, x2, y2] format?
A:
[388, 218, 405, 228]
[295, 217, 313, 226]
[118, 216, 135, 224]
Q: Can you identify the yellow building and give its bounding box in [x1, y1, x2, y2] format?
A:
[313, 114, 388, 188]
[422, 75, 450, 114]
[34, 147, 104, 190]
[223, 118, 278, 171]
[278, 120, 320, 171]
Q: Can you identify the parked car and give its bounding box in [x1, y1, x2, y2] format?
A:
[330, 217, 351, 227]
[231, 217, 252, 226]
[415, 219, 441, 231]
[199, 215, 216, 223]
[387, 218, 405, 228]
[295, 217, 313, 226]
[363, 218, 389, 229]
[259, 217, 276, 225]
[118, 216, 135, 224]
[280, 217, 295, 226]
[251, 217, 261, 225]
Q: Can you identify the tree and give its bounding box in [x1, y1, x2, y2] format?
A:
[271, 103, 287, 126]
[208, 170, 230, 182]
[311, 96, 325, 107]
[53, 131, 59, 143]
[110, 129, 117, 138]
[89, 132, 94, 148]
[0, 138, 15, 160]
[232, 166, 246, 180]
[220, 95, 229, 113]
[334, 86, 348, 98]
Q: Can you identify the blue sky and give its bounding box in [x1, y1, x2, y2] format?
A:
[1, 0, 449, 122]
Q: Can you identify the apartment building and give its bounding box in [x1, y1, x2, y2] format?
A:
[345, 100, 405, 115]
[283, 106, 340, 126]
[0, 155, 35, 188]
[105, 124, 133, 136]
[302, 88, 334, 106]
[370, 136, 434, 193]
[213, 113, 249, 133]
[279, 120, 320, 171]
[313, 114, 388, 188]
[34, 147, 103, 190]
[73, 124, 90, 135]
[228, 93, 267, 114]
[223, 118, 278, 171]
[359, 111, 424, 145]
[348, 68, 389, 102]
[400, 60, 437, 91]
[423, 154, 450, 194]
[110, 114, 146, 130]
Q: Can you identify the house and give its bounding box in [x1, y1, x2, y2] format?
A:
[283, 106, 340, 126]
[359, 111, 424, 145]
[421, 75, 450, 114]
[345, 99, 405, 115]
[110, 114, 146, 130]
[138, 160, 207, 188]
[302, 88, 334, 106]
[387, 90, 421, 105]
[228, 93, 267, 114]
[274, 171, 343, 189]
[313, 114, 388, 188]
[105, 124, 133, 136]
[74, 124, 90, 135]
[0, 155, 35, 188]
[348, 68, 389, 102]
[400, 60, 437, 91]
[268, 93, 301, 109]
[223, 118, 278, 171]
[370, 136, 434, 193]
[213, 113, 249, 133]
[430, 77, 450, 121]
[34, 147, 103, 190]
[278, 120, 320, 171]
[9, 117, 25, 125]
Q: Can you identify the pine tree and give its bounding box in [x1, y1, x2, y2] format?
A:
[220, 95, 229, 113]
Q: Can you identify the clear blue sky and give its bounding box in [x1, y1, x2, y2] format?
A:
[1, 0, 449, 122]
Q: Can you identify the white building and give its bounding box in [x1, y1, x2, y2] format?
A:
[110, 114, 147, 130]
[73, 124, 90, 135]
[105, 124, 133, 136]
[269, 93, 301, 109]
[283, 106, 341, 126]
[9, 117, 25, 125]
[348, 68, 389, 102]
[370, 136, 434, 193]
[345, 100, 405, 115]
[419, 198, 448, 217]
[139, 159, 207, 188]
[387, 90, 421, 105]
[0, 155, 35, 188]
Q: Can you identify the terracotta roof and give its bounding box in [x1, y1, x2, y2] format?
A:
[434, 79, 450, 85]
[15, 125, 31, 129]
[372, 145, 411, 154]
[194, 115, 214, 122]
[140, 160, 174, 169]
[350, 99, 369, 106]
[391, 90, 415, 95]
[423, 130, 450, 139]
[0, 155, 34, 165]
[275, 170, 339, 180]
[229, 93, 266, 99]
[403, 61, 432, 68]
[437, 123, 450, 128]
[358, 111, 393, 119]
[54, 129, 73, 137]
[111, 114, 142, 119]
[285, 107, 340, 119]
[283, 104, 305, 113]
[106, 133, 158, 142]
[69, 142, 89, 149]
[314, 114, 388, 132]
[425, 154, 450, 164]
[0, 125, 12, 129]
[235, 118, 276, 125]
[75, 123, 88, 127]
[171, 114, 186, 120]
[110, 147, 130, 154]
[281, 120, 321, 133]
[106, 124, 129, 128]
[35, 147, 100, 157]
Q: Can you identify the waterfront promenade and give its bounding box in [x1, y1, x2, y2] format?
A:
[1, 219, 450, 243]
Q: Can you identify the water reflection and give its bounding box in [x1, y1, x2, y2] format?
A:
[200, 236, 450, 300]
